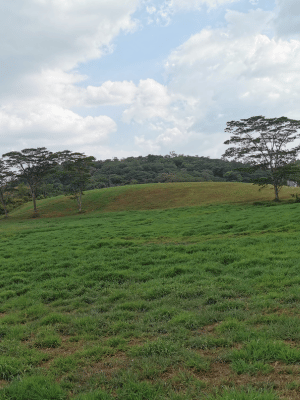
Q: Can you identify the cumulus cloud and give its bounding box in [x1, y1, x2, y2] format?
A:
[0, 103, 117, 149]
[0, 0, 138, 75]
[134, 126, 195, 153]
[3, 0, 300, 160]
[85, 81, 138, 106]
[14, 70, 138, 109]
[165, 0, 238, 10]
[122, 79, 173, 123]
[146, 0, 239, 25]
[0, 0, 139, 154]
[273, 0, 300, 37]
[128, 6, 300, 156]
[165, 8, 300, 126]
[122, 79, 197, 153]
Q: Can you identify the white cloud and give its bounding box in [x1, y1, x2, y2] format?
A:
[85, 81, 138, 106]
[146, 5, 156, 14]
[122, 79, 197, 153]
[122, 79, 172, 123]
[273, 0, 300, 37]
[0, 103, 117, 149]
[134, 126, 197, 153]
[0, 0, 138, 74]
[134, 135, 161, 153]
[0, 0, 139, 155]
[164, 8, 300, 126]
[13, 71, 138, 109]
[3, 0, 300, 160]
[166, 0, 238, 10]
[144, 0, 240, 26]
[117, 6, 300, 156]
[149, 0, 239, 25]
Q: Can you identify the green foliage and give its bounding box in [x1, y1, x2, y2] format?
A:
[59, 152, 95, 212]
[2, 148, 60, 213]
[223, 115, 300, 201]
[90, 153, 266, 188]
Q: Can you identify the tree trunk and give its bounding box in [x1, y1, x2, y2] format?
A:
[76, 192, 82, 212]
[31, 189, 38, 213]
[0, 188, 8, 218]
[274, 184, 280, 202]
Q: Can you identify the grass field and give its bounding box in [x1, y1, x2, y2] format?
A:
[8, 182, 299, 219]
[1, 182, 300, 399]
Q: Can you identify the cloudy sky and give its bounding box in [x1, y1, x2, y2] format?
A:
[1, 0, 299, 160]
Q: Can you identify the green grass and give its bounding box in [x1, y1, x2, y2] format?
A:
[1, 183, 300, 399]
[5, 181, 299, 220]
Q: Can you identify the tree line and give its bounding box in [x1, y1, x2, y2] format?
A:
[0, 149, 95, 216]
[0, 148, 268, 217]
[1, 115, 300, 216]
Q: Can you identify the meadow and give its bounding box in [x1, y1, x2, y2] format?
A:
[1, 182, 300, 399]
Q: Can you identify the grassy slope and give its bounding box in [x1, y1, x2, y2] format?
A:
[7, 182, 300, 220]
[1, 183, 300, 399]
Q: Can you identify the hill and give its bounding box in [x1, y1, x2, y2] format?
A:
[6, 182, 299, 219]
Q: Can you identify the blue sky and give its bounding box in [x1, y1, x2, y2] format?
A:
[1, 0, 300, 160]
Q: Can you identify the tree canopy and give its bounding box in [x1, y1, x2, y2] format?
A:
[2, 148, 59, 214]
[59, 151, 96, 212]
[222, 116, 300, 201]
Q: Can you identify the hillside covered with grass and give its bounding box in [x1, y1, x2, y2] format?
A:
[1, 183, 300, 399]
[6, 182, 300, 220]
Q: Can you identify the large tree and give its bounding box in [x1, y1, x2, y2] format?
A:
[0, 159, 14, 218]
[59, 151, 95, 212]
[222, 116, 300, 201]
[2, 148, 59, 214]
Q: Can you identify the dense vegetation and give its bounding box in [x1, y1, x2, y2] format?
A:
[1, 183, 300, 399]
[89, 153, 268, 188]
[2, 153, 270, 215]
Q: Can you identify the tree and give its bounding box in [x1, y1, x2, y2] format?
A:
[2, 148, 59, 214]
[222, 116, 300, 201]
[60, 152, 95, 212]
[0, 159, 14, 218]
[224, 170, 242, 182]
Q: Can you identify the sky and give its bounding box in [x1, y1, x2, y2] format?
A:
[1, 0, 300, 160]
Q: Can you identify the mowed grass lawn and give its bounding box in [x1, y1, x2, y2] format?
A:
[1, 183, 300, 399]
